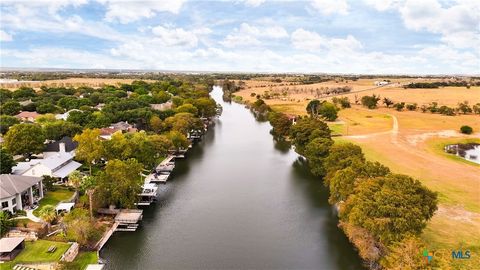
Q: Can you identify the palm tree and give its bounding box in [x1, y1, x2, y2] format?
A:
[39, 205, 57, 228]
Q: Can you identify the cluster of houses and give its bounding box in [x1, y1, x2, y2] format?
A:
[0, 102, 223, 266]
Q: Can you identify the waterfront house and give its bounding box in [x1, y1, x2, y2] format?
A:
[55, 109, 81, 120]
[44, 136, 78, 158]
[15, 111, 41, 122]
[0, 174, 44, 213]
[12, 152, 81, 180]
[150, 101, 173, 111]
[137, 183, 158, 206]
[0, 237, 25, 261]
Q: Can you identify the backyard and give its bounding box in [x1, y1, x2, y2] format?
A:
[33, 188, 75, 217]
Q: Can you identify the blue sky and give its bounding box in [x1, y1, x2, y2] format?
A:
[0, 0, 479, 74]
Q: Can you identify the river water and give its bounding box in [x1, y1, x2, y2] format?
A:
[101, 86, 364, 269]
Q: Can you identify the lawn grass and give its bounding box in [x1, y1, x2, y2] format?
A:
[61, 251, 99, 270]
[33, 188, 74, 216]
[0, 240, 71, 270]
[425, 137, 480, 167]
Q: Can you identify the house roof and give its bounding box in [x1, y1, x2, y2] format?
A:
[100, 127, 116, 135]
[0, 175, 41, 200]
[15, 111, 41, 119]
[12, 153, 75, 175]
[0, 237, 25, 253]
[45, 136, 78, 153]
[110, 121, 132, 131]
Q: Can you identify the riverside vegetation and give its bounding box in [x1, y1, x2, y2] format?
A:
[249, 97, 442, 270]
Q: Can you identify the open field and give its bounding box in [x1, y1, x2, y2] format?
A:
[0, 78, 153, 90]
[239, 77, 480, 265]
[237, 78, 480, 107]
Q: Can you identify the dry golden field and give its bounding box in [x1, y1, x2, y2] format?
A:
[0, 78, 154, 90]
[237, 77, 480, 258]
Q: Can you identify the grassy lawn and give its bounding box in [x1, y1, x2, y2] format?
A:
[61, 251, 99, 270]
[425, 137, 480, 167]
[33, 188, 74, 216]
[0, 240, 71, 270]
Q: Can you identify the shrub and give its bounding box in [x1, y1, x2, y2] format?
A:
[460, 125, 473, 134]
[406, 103, 417, 111]
[393, 102, 405, 111]
[361, 95, 381, 109]
[438, 106, 455, 116]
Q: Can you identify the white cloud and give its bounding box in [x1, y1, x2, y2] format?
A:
[151, 25, 205, 47]
[291, 28, 362, 52]
[0, 30, 13, 42]
[100, 0, 186, 24]
[311, 0, 349, 15]
[240, 0, 266, 7]
[364, 0, 480, 49]
[220, 23, 288, 48]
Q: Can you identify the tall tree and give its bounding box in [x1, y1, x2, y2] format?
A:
[341, 174, 438, 245]
[289, 117, 331, 156]
[74, 129, 104, 175]
[97, 159, 143, 208]
[4, 123, 45, 157]
[0, 115, 20, 134]
[304, 137, 334, 177]
[0, 148, 16, 174]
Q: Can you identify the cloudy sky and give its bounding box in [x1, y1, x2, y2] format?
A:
[0, 0, 479, 74]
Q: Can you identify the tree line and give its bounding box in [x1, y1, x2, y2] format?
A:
[248, 97, 439, 269]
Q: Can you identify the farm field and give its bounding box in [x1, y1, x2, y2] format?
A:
[0, 78, 154, 89]
[237, 77, 480, 264]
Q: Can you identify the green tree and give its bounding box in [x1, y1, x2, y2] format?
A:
[68, 170, 83, 191]
[268, 112, 292, 138]
[167, 131, 189, 151]
[457, 101, 472, 114]
[0, 115, 20, 134]
[102, 131, 132, 161]
[361, 95, 381, 109]
[460, 125, 473, 134]
[74, 129, 104, 175]
[39, 205, 57, 224]
[129, 131, 157, 168]
[318, 102, 338, 121]
[193, 97, 217, 117]
[342, 174, 438, 245]
[63, 208, 100, 247]
[42, 121, 82, 140]
[96, 159, 143, 208]
[323, 142, 365, 184]
[289, 117, 331, 156]
[149, 115, 163, 133]
[12, 87, 35, 99]
[4, 123, 45, 157]
[164, 113, 203, 135]
[0, 211, 14, 236]
[176, 103, 198, 115]
[0, 101, 22, 115]
[306, 99, 321, 117]
[149, 134, 173, 159]
[36, 103, 58, 114]
[0, 148, 16, 174]
[304, 137, 334, 177]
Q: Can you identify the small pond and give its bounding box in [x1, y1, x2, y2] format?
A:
[445, 143, 480, 164]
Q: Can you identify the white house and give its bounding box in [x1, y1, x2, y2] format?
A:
[0, 174, 44, 213]
[12, 152, 82, 180]
[374, 81, 389, 86]
[43, 136, 78, 158]
[55, 109, 81, 121]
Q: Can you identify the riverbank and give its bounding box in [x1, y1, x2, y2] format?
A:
[99, 86, 364, 269]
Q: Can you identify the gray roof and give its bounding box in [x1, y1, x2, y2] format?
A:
[0, 237, 25, 253]
[45, 136, 78, 153]
[0, 174, 42, 199]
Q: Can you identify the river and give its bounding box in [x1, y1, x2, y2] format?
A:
[101, 86, 364, 269]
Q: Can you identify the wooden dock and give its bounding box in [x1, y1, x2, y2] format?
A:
[96, 222, 119, 251]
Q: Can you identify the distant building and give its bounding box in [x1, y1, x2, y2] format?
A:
[110, 121, 136, 132]
[99, 128, 117, 140]
[15, 111, 41, 122]
[55, 109, 82, 121]
[151, 101, 173, 111]
[0, 174, 44, 213]
[374, 81, 389, 86]
[44, 136, 78, 158]
[12, 153, 81, 180]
